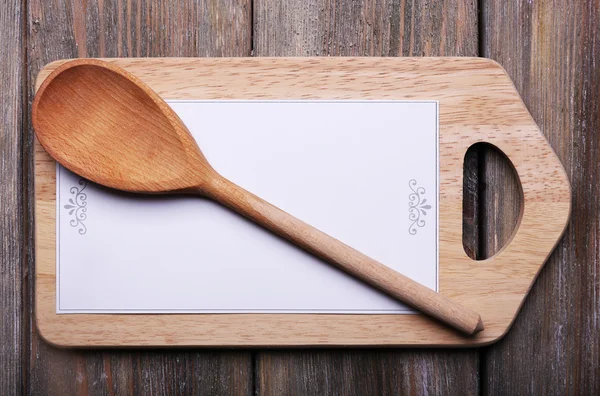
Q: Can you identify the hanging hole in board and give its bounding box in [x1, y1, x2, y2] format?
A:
[462, 142, 523, 261]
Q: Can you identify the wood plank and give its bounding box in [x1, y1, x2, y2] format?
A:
[481, 0, 600, 394]
[463, 145, 482, 261]
[254, 0, 481, 393]
[26, 1, 253, 395]
[0, 0, 24, 394]
[254, 0, 478, 57]
[257, 350, 480, 396]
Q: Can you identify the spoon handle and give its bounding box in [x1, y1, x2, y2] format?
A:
[203, 175, 483, 336]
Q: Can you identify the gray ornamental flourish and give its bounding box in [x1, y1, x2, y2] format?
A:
[408, 179, 431, 235]
[64, 178, 88, 235]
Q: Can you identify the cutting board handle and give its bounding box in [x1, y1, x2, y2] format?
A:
[465, 131, 570, 298]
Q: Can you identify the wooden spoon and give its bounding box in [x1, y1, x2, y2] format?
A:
[32, 59, 483, 335]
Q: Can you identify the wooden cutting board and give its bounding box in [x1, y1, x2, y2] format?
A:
[34, 57, 571, 347]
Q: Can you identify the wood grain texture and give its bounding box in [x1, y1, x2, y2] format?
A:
[481, 0, 600, 394]
[253, 0, 481, 394]
[257, 350, 480, 396]
[462, 144, 482, 261]
[254, 0, 478, 57]
[26, 1, 253, 395]
[34, 57, 570, 347]
[0, 0, 24, 394]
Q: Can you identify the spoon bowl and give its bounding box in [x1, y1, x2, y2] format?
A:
[33, 60, 212, 193]
[33, 59, 483, 335]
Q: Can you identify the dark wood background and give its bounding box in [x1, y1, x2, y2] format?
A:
[1, 0, 598, 394]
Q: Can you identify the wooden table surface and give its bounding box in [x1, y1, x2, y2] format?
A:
[1, 0, 598, 394]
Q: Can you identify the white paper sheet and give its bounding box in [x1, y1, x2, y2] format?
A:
[57, 100, 439, 314]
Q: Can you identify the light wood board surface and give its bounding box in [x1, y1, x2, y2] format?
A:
[34, 57, 571, 347]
